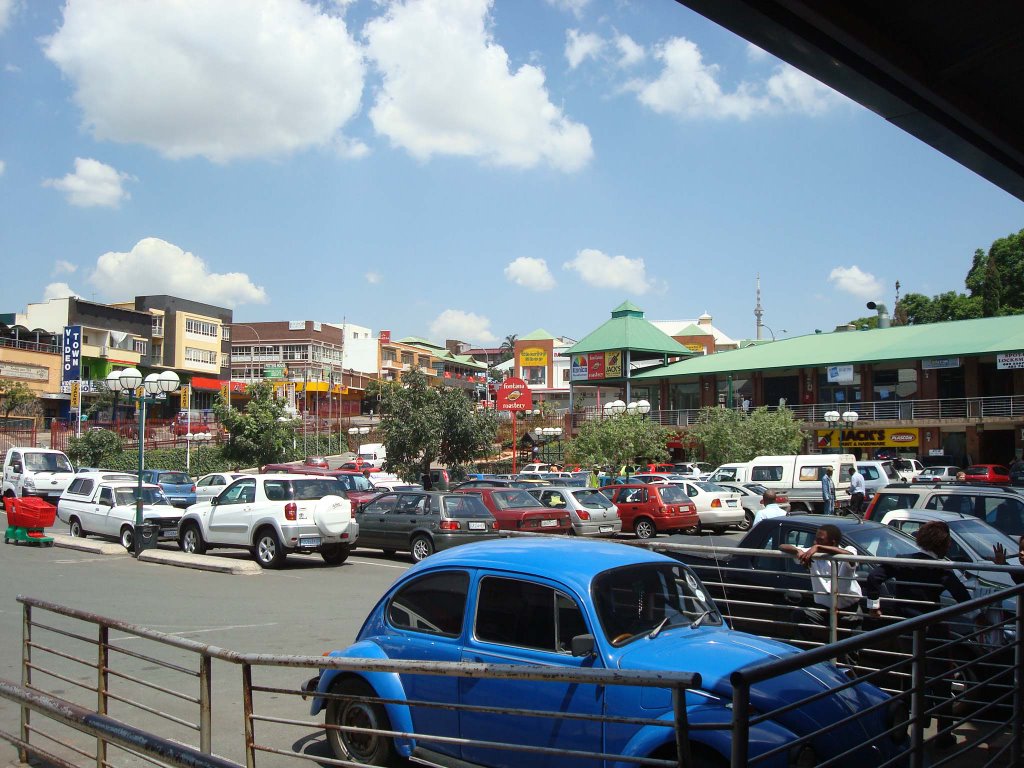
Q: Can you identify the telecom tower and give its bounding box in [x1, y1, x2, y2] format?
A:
[754, 274, 764, 340]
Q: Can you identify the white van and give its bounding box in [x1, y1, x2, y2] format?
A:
[709, 454, 856, 513]
[357, 443, 387, 469]
[3, 447, 76, 501]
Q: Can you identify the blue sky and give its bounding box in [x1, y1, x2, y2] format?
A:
[2, 0, 1022, 346]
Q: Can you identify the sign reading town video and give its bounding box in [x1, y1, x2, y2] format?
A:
[815, 427, 919, 450]
[62, 325, 81, 383]
[572, 350, 624, 381]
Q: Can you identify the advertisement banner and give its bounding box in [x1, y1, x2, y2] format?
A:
[180, 386, 190, 410]
[605, 350, 622, 378]
[520, 347, 548, 366]
[815, 427, 919, 449]
[570, 354, 588, 380]
[996, 352, 1024, 370]
[496, 377, 532, 411]
[62, 325, 82, 382]
[587, 353, 605, 380]
[827, 364, 854, 384]
[379, 330, 391, 343]
[69, 381, 80, 410]
[922, 357, 961, 370]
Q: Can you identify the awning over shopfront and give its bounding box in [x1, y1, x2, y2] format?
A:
[190, 377, 223, 391]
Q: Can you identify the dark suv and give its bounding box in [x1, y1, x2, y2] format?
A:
[863, 482, 1024, 537]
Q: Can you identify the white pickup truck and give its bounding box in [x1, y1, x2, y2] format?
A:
[3, 447, 76, 501]
[56, 472, 184, 550]
[176, 473, 358, 569]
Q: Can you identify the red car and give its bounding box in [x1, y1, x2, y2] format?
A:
[454, 487, 571, 534]
[962, 464, 1010, 484]
[304, 456, 329, 468]
[602, 483, 699, 539]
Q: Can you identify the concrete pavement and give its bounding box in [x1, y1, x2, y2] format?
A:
[47, 534, 261, 575]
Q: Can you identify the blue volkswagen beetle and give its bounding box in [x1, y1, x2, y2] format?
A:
[307, 538, 905, 767]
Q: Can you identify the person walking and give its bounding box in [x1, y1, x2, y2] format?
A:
[751, 490, 788, 528]
[821, 467, 836, 515]
[849, 466, 866, 516]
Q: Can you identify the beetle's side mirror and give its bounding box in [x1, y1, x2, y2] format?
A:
[571, 633, 596, 657]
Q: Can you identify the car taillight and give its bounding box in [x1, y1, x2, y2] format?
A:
[711, 498, 722, 508]
[440, 519, 461, 530]
[863, 495, 879, 520]
[577, 509, 590, 520]
[190, 484, 196, 493]
[686, 503, 696, 513]
[284, 502, 297, 521]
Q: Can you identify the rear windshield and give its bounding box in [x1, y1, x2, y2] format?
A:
[491, 490, 541, 509]
[24, 452, 74, 472]
[882, 463, 902, 480]
[657, 485, 691, 504]
[441, 494, 493, 518]
[264, 478, 345, 501]
[872, 491, 920, 515]
[572, 489, 614, 509]
[845, 526, 920, 558]
[157, 472, 191, 485]
[333, 474, 374, 491]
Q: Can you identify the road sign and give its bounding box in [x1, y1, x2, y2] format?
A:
[496, 377, 532, 411]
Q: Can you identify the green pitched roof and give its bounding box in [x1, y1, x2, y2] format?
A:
[398, 336, 445, 350]
[633, 314, 1024, 379]
[566, 304, 691, 358]
[520, 328, 557, 341]
[675, 323, 710, 336]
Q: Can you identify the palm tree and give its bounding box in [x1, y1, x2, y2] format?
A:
[499, 334, 517, 362]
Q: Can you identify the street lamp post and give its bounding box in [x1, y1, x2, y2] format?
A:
[105, 367, 179, 554]
[348, 425, 370, 457]
[185, 431, 211, 475]
[823, 409, 859, 454]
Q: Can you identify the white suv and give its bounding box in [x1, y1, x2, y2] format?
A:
[176, 474, 358, 568]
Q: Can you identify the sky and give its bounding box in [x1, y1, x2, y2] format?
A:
[2, 0, 1022, 348]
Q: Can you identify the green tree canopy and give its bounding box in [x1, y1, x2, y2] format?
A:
[563, 413, 671, 470]
[0, 379, 38, 419]
[370, 370, 499, 483]
[687, 406, 805, 468]
[213, 380, 297, 467]
[66, 428, 124, 467]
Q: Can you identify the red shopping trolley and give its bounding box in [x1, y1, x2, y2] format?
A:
[3, 496, 56, 546]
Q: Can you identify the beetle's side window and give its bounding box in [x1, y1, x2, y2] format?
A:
[388, 571, 468, 637]
[476, 576, 585, 653]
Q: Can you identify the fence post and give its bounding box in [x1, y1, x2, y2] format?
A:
[200, 654, 212, 754]
[1013, 593, 1023, 766]
[242, 663, 255, 768]
[671, 684, 692, 767]
[20, 603, 31, 764]
[96, 625, 108, 768]
[730, 677, 750, 768]
[909, 628, 926, 768]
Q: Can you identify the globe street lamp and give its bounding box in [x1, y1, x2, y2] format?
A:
[105, 367, 179, 554]
[348, 425, 370, 456]
[185, 431, 211, 475]
[823, 409, 859, 454]
[627, 400, 651, 418]
[603, 399, 626, 418]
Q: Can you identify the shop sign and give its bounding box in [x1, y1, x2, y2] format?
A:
[288, 320, 305, 331]
[263, 366, 285, 378]
[0, 362, 48, 381]
[928, 448, 946, 457]
[684, 343, 705, 353]
[570, 354, 588, 380]
[379, 330, 391, 343]
[815, 427, 919, 449]
[827, 364, 854, 384]
[605, 350, 622, 378]
[587, 353, 605, 380]
[996, 352, 1024, 370]
[922, 357, 961, 370]
[180, 386, 190, 409]
[520, 347, 548, 366]
[62, 325, 81, 382]
[496, 377, 532, 411]
[69, 381, 80, 410]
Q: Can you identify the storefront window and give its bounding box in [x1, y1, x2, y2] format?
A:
[669, 382, 700, 411]
[873, 368, 918, 401]
[523, 366, 546, 387]
[817, 371, 862, 405]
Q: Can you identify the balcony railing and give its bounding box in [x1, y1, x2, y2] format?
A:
[0, 337, 60, 355]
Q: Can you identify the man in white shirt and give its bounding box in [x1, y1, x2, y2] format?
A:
[849, 467, 866, 516]
[751, 490, 788, 528]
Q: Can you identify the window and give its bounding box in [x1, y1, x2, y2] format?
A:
[134, 338, 147, 354]
[185, 347, 218, 366]
[152, 318, 164, 336]
[99, 488, 114, 506]
[798, 466, 828, 482]
[874, 492, 918, 514]
[282, 344, 309, 361]
[476, 576, 586, 653]
[401, 352, 414, 365]
[751, 465, 783, 482]
[363, 494, 399, 514]
[185, 319, 219, 338]
[388, 571, 468, 636]
[67, 478, 94, 496]
[220, 479, 256, 505]
[522, 366, 545, 387]
[562, 368, 570, 382]
[152, 342, 162, 360]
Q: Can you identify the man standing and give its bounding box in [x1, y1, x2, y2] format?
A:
[821, 467, 836, 515]
[849, 466, 866, 516]
[751, 490, 788, 528]
[587, 465, 601, 489]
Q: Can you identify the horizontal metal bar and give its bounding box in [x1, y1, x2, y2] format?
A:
[28, 640, 99, 670]
[29, 619, 100, 648]
[104, 666, 200, 704]
[103, 689, 200, 732]
[0, 727, 82, 768]
[24, 722, 96, 760]
[0, 678, 241, 768]
[106, 641, 200, 678]
[26, 662, 99, 694]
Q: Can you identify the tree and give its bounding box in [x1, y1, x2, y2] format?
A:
[66, 429, 124, 467]
[371, 370, 499, 483]
[498, 334, 517, 363]
[687, 406, 805, 467]
[896, 292, 935, 325]
[212, 380, 296, 467]
[563, 414, 671, 470]
[844, 315, 878, 330]
[0, 379, 38, 420]
[966, 229, 1024, 314]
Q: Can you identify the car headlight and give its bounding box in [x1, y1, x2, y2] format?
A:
[24, 478, 35, 489]
[789, 744, 816, 768]
[887, 698, 909, 743]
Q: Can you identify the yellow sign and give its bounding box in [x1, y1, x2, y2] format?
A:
[684, 343, 705, 352]
[605, 350, 622, 378]
[219, 384, 228, 401]
[69, 381, 80, 410]
[520, 347, 548, 366]
[815, 427, 920, 449]
[180, 385, 191, 409]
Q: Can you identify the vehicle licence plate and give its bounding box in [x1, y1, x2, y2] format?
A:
[468, 521, 486, 530]
[599, 524, 614, 533]
[541, 519, 558, 527]
[161, 529, 176, 538]
[299, 536, 321, 547]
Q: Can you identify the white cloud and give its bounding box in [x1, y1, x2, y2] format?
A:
[429, 309, 497, 344]
[0, 159, 5, 175]
[630, 37, 839, 120]
[545, 0, 590, 17]
[504, 256, 555, 291]
[563, 248, 656, 294]
[53, 260, 77, 276]
[43, 282, 80, 301]
[828, 265, 883, 300]
[365, 0, 592, 172]
[0, 0, 14, 34]
[565, 29, 604, 69]
[614, 34, 645, 68]
[87, 238, 268, 307]
[365, 271, 382, 285]
[745, 43, 770, 61]
[42, 157, 134, 208]
[42, 0, 364, 163]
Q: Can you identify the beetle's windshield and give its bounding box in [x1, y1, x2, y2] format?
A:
[592, 564, 721, 645]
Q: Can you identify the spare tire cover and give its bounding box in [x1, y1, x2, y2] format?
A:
[313, 495, 352, 536]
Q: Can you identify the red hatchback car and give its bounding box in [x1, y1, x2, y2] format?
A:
[454, 487, 572, 534]
[962, 464, 1011, 484]
[602, 483, 699, 539]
